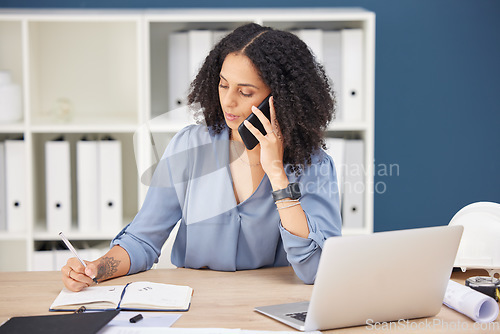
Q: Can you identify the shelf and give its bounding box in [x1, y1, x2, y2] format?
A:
[328, 121, 370, 132]
[144, 8, 372, 22]
[0, 231, 28, 241]
[145, 120, 370, 135]
[0, 20, 23, 89]
[33, 217, 134, 241]
[33, 230, 121, 242]
[0, 9, 141, 20]
[0, 8, 375, 271]
[27, 20, 139, 123]
[29, 114, 139, 133]
[31, 133, 138, 242]
[341, 228, 372, 236]
[0, 123, 25, 134]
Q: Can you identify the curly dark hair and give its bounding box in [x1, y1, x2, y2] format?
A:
[188, 23, 335, 172]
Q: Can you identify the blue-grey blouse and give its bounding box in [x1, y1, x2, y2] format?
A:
[111, 124, 341, 284]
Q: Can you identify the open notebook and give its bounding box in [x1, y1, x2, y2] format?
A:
[50, 281, 193, 312]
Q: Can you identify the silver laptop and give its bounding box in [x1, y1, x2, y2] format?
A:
[255, 225, 463, 331]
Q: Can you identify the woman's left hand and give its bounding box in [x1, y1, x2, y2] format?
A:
[243, 96, 286, 181]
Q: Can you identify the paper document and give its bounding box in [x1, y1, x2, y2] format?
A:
[443, 279, 499, 322]
[98, 311, 181, 332]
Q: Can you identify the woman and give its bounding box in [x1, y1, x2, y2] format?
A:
[62, 23, 341, 292]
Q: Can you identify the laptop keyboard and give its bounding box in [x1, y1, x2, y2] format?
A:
[286, 311, 307, 322]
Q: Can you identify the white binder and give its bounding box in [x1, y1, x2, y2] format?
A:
[188, 30, 213, 79]
[168, 29, 212, 124]
[325, 138, 346, 203]
[0, 143, 6, 231]
[168, 31, 190, 112]
[341, 29, 363, 122]
[32, 250, 56, 271]
[342, 139, 364, 229]
[323, 30, 343, 121]
[54, 249, 73, 272]
[212, 30, 230, 45]
[4, 139, 26, 233]
[294, 29, 324, 62]
[76, 139, 99, 232]
[45, 138, 72, 233]
[98, 138, 122, 233]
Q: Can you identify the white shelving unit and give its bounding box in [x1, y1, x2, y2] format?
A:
[0, 8, 375, 271]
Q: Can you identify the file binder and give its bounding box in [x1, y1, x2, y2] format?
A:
[98, 137, 122, 232]
[0, 143, 6, 231]
[342, 140, 364, 229]
[325, 138, 346, 203]
[76, 139, 99, 232]
[4, 139, 26, 233]
[45, 138, 72, 233]
[31, 250, 56, 271]
[188, 30, 213, 79]
[54, 249, 74, 272]
[168, 31, 190, 112]
[294, 29, 323, 62]
[323, 30, 342, 121]
[168, 29, 220, 124]
[32, 246, 107, 271]
[212, 29, 230, 45]
[341, 29, 363, 122]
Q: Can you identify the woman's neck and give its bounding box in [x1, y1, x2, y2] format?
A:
[229, 128, 261, 165]
[230, 127, 243, 143]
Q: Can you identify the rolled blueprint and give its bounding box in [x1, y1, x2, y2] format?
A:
[443, 280, 499, 323]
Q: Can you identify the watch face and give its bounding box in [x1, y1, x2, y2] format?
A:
[289, 183, 301, 199]
[272, 183, 301, 201]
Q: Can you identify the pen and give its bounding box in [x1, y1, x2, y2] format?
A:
[59, 231, 99, 284]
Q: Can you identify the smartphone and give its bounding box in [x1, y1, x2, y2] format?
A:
[238, 94, 272, 150]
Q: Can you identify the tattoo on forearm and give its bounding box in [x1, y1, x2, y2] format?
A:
[96, 257, 121, 280]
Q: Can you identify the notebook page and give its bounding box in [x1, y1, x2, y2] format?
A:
[50, 286, 124, 309]
[119, 282, 192, 309]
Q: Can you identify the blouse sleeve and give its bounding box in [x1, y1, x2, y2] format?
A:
[279, 151, 342, 284]
[111, 125, 194, 274]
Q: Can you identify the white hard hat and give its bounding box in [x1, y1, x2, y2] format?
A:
[449, 202, 500, 278]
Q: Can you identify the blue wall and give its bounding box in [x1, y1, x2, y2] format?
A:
[2, 0, 499, 232]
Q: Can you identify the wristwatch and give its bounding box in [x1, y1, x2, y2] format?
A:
[272, 182, 301, 202]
